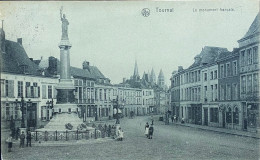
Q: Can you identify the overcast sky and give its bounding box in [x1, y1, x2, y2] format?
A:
[0, 1, 259, 85]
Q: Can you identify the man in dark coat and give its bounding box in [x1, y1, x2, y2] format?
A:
[148, 125, 154, 139]
[26, 131, 32, 147]
[20, 131, 25, 148]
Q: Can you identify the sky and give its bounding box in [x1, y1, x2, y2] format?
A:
[0, 1, 259, 85]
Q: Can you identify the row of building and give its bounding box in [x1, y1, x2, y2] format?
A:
[0, 25, 170, 129]
[170, 13, 259, 132]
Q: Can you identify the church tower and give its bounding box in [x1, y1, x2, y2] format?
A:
[158, 69, 165, 88]
[150, 68, 156, 84]
[132, 60, 140, 80]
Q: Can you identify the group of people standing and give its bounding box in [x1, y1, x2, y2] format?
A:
[144, 122, 154, 139]
[6, 130, 32, 152]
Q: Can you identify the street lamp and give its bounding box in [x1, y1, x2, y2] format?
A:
[115, 96, 120, 124]
[20, 97, 26, 128]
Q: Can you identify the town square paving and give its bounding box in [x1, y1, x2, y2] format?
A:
[2, 116, 259, 160]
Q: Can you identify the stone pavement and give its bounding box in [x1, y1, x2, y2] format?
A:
[167, 121, 260, 139]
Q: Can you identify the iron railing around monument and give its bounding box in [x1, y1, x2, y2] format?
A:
[30, 129, 102, 142]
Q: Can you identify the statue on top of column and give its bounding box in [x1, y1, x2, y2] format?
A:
[60, 6, 69, 40]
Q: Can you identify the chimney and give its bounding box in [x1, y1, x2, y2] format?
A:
[123, 78, 126, 83]
[82, 61, 90, 70]
[17, 38, 22, 45]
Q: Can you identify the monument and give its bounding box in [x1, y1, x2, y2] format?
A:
[38, 7, 91, 131]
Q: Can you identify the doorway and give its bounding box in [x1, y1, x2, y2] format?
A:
[204, 108, 208, 126]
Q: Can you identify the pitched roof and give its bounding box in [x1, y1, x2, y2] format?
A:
[239, 12, 260, 41]
[1, 40, 41, 76]
[54, 59, 106, 80]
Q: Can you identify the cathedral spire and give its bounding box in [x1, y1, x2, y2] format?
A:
[133, 60, 139, 77]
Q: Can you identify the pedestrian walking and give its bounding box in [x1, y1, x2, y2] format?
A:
[26, 131, 32, 147]
[6, 135, 13, 152]
[20, 131, 25, 148]
[144, 122, 149, 138]
[148, 124, 154, 139]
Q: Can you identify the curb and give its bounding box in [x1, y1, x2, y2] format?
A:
[173, 123, 260, 139]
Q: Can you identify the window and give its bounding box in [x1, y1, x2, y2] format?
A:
[214, 70, 217, 79]
[226, 85, 231, 100]
[211, 85, 213, 101]
[204, 73, 207, 81]
[48, 85, 52, 99]
[233, 83, 238, 100]
[210, 71, 213, 80]
[198, 71, 201, 81]
[247, 75, 252, 93]
[95, 89, 98, 100]
[18, 81, 23, 97]
[220, 65, 224, 78]
[5, 80, 14, 98]
[226, 63, 230, 77]
[194, 71, 197, 82]
[99, 89, 102, 100]
[247, 48, 252, 65]
[210, 108, 219, 123]
[220, 85, 225, 100]
[253, 46, 258, 64]
[214, 84, 218, 101]
[233, 107, 239, 124]
[241, 76, 246, 93]
[91, 88, 94, 101]
[38, 86, 40, 98]
[241, 50, 245, 66]
[79, 87, 82, 100]
[253, 73, 259, 92]
[232, 61, 237, 76]
[204, 86, 207, 101]
[104, 89, 107, 100]
[5, 80, 8, 97]
[87, 88, 90, 99]
[42, 85, 46, 99]
[25, 82, 30, 98]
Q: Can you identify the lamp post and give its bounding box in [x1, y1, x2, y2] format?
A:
[20, 97, 26, 128]
[46, 100, 50, 121]
[115, 96, 120, 124]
